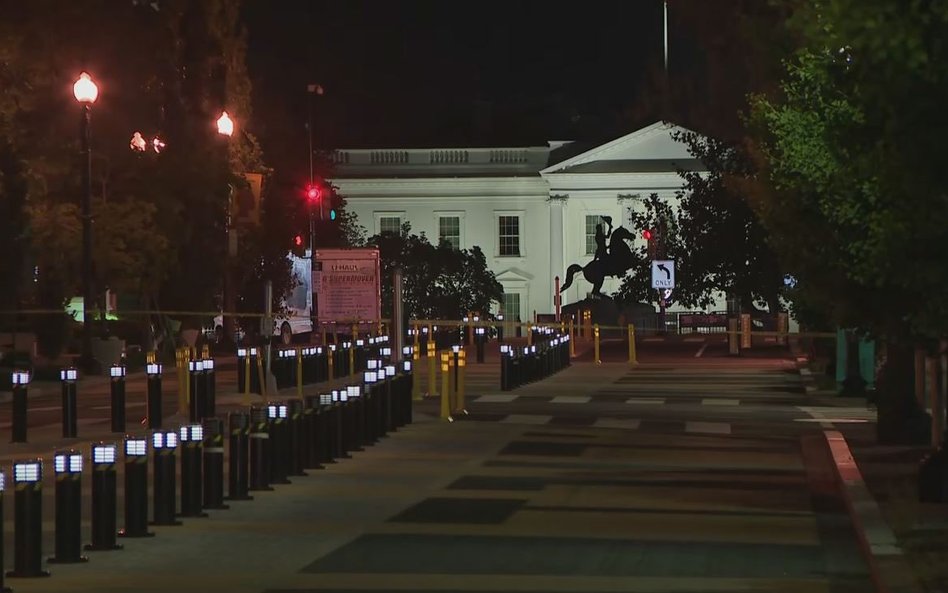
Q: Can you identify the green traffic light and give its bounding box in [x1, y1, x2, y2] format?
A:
[329, 209, 337, 221]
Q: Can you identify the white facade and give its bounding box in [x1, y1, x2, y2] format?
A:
[330, 121, 715, 323]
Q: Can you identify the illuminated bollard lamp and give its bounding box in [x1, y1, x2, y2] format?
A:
[48, 450, 88, 564]
[109, 364, 127, 434]
[287, 399, 307, 477]
[0, 469, 10, 591]
[150, 430, 181, 526]
[85, 443, 122, 551]
[225, 412, 253, 501]
[146, 362, 163, 430]
[203, 357, 217, 419]
[266, 403, 291, 485]
[60, 367, 79, 438]
[178, 424, 207, 518]
[248, 406, 272, 492]
[8, 460, 49, 578]
[119, 437, 153, 538]
[10, 370, 30, 443]
[202, 418, 228, 510]
[188, 359, 205, 423]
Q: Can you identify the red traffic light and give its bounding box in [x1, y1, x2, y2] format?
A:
[294, 234, 303, 247]
[305, 184, 321, 202]
[642, 229, 653, 241]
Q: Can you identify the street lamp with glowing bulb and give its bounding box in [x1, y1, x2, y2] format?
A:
[74, 71, 99, 374]
[217, 111, 234, 137]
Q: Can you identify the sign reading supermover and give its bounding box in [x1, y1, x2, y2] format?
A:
[313, 248, 381, 323]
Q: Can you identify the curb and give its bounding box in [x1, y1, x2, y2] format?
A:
[823, 429, 924, 593]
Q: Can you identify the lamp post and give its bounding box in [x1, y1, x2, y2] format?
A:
[74, 72, 98, 374]
[217, 111, 236, 347]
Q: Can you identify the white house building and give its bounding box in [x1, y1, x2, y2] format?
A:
[330, 121, 715, 324]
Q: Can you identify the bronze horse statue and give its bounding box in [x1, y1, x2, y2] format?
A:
[561, 221, 636, 297]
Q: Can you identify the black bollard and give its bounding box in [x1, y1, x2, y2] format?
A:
[0, 469, 10, 591]
[60, 368, 79, 439]
[334, 390, 351, 458]
[48, 450, 88, 564]
[362, 373, 378, 444]
[178, 424, 207, 518]
[226, 412, 253, 501]
[303, 395, 324, 470]
[347, 385, 367, 449]
[266, 403, 291, 485]
[204, 358, 216, 419]
[202, 417, 229, 510]
[401, 359, 414, 426]
[150, 430, 181, 526]
[146, 362, 163, 430]
[109, 364, 127, 434]
[318, 393, 336, 463]
[248, 406, 272, 491]
[10, 370, 30, 444]
[188, 360, 205, 423]
[383, 365, 397, 433]
[85, 443, 122, 551]
[287, 400, 307, 477]
[7, 460, 49, 578]
[119, 437, 153, 538]
[475, 328, 486, 363]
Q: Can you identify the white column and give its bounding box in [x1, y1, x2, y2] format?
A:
[549, 195, 566, 312]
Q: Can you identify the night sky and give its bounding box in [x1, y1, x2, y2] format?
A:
[244, 0, 673, 176]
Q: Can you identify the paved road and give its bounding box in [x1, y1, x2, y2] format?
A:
[0, 341, 874, 593]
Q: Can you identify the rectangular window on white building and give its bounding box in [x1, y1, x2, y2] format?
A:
[498, 215, 521, 257]
[378, 215, 402, 235]
[438, 215, 461, 249]
[585, 215, 608, 255]
[501, 293, 521, 322]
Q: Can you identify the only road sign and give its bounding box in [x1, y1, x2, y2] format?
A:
[651, 260, 675, 289]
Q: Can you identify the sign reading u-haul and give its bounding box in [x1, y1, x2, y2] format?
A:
[313, 248, 381, 323]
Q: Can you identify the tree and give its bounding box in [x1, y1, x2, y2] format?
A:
[748, 1, 948, 443]
[366, 225, 502, 323]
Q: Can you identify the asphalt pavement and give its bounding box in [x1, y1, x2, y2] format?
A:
[0, 337, 878, 593]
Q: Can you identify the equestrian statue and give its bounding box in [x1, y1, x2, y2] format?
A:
[560, 216, 636, 298]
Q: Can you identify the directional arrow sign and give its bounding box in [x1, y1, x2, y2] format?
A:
[651, 259, 675, 289]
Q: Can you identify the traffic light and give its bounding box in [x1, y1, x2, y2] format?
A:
[305, 184, 321, 204]
[329, 208, 337, 221]
[644, 228, 656, 259]
[291, 233, 307, 258]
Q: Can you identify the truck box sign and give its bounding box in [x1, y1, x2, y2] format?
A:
[313, 248, 381, 323]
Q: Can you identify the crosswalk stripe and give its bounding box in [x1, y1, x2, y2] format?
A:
[550, 396, 591, 404]
[474, 394, 518, 403]
[685, 421, 731, 435]
[500, 414, 553, 425]
[701, 398, 740, 406]
[625, 397, 665, 405]
[594, 418, 641, 430]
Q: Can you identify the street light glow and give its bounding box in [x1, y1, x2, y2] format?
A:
[216, 111, 234, 136]
[73, 72, 98, 104]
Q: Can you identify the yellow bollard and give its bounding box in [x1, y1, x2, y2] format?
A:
[352, 323, 358, 343]
[321, 327, 327, 346]
[413, 324, 420, 352]
[427, 342, 437, 396]
[296, 349, 303, 398]
[594, 324, 601, 365]
[348, 344, 355, 377]
[328, 346, 334, 381]
[527, 325, 533, 347]
[456, 349, 466, 414]
[146, 350, 156, 364]
[440, 352, 451, 420]
[628, 324, 638, 366]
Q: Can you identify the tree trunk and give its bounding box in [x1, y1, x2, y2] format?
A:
[876, 339, 930, 445]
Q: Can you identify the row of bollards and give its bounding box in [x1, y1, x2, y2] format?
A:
[500, 333, 571, 391]
[0, 357, 414, 584]
[8, 358, 217, 445]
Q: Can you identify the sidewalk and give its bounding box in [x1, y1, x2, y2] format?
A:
[796, 361, 934, 593]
